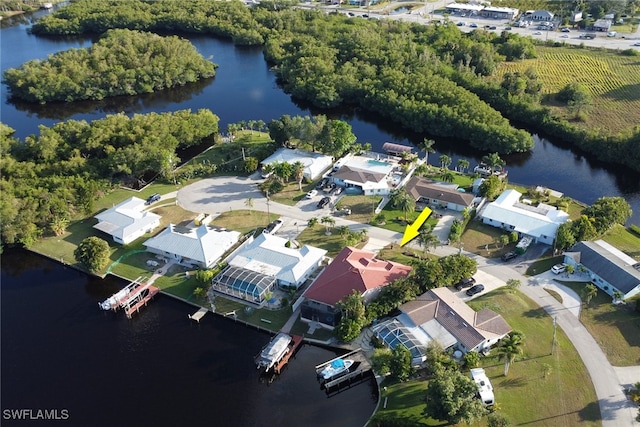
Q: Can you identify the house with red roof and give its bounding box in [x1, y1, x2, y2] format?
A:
[298, 247, 412, 328]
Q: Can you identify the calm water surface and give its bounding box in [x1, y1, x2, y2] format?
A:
[1, 249, 377, 427]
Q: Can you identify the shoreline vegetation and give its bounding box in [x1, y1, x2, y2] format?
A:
[21, 0, 640, 172]
[2, 29, 217, 103]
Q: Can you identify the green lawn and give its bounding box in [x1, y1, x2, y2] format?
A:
[335, 195, 383, 224]
[557, 281, 640, 366]
[459, 220, 517, 258]
[602, 224, 640, 261]
[526, 255, 564, 276]
[374, 288, 600, 426]
[296, 225, 360, 258]
[209, 209, 279, 234]
[270, 180, 317, 206]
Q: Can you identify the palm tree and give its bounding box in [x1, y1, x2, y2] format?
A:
[457, 158, 470, 174]
[482, 152, 505, 172]
[292, 161, 305, 191]
[497, 331, 525, 376]
[394, 190, 416, 222]
[321, 216, 335, 235]
[308, 217, 318, 228]
[439, 154, 452, 170]
[419, 138, 436, 166]
[337, 225, 350, 239]
[612, 291, 623, 302]
[248, 119, 257, 134]
[440, 170, 454, 183]
[256, 119, 265, 133]
[582, 283, 598, 306]
[244, 197, 254, 214]
[417, 230, 439, 254]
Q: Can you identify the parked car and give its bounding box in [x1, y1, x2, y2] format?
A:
[551, 263, 567, 274]
[489, 26, 497, 30]
[534, 31, 542, 35]
[306, 190, 318, 199]
[470, 23, 478, 28]
[466, 284, 485, 297]
[316, 178, 329, 190]
[263, 219, 283, 235]
[145, 193, 161, 205]
[561, 28, 571, 32]
[457, 21, 466, 26]
[504, 26, 512, 30]
[634, 42, 640, 46]
[317, 197, 331, 209]
[501, 251, 518, 262]
[455, 277, 476, 291]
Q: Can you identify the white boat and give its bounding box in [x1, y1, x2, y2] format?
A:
[256, 333, 292, 372]
[319, 358, 354, 381]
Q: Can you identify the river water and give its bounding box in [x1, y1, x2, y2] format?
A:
[1, 8, 639, 426]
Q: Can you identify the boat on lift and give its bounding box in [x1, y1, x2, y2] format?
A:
[256, 333, 292, 372]
[318, 358, 354, 381]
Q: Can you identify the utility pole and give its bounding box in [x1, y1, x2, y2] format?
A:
[551, 316, 557, 355]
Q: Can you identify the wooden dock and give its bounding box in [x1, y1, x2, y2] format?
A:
[273, 334, 303, 374]
[122, 283, 160, 319]
[188, 307, 208, 323]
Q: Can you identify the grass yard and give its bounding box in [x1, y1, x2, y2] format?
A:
[377, 243, 436, 265]
[601, 224, 640, 261]
[209, 209, 280, 234]
[375, 288, 600, 426]
[459, 219, 517, 258]
[557, 281, 640, 366]
[270, 180, 317, 206]
[491, 45, 640, 133]
[526, 255, 564, 276]
[211, 296, 292, 333]
[335, 195, 383, 224]
[296, 224, 365, 257]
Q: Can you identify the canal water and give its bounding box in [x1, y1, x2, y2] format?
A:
[1, 249, 378, 427]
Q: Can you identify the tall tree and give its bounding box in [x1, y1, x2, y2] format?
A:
[419, 138, 436, 166]
[336, 290, 366, 342]
[74, 236, 111, 273]
[292, 161, 305, 191]
[320, 216, 335, 234]
[497, 331, 525, 376]
[394, 190, 416, 222]
[582, 283, 598, 306]
[424, 368, 487, 424]
[439, 154, 452, 169]
[457, 158, 470, 173]
[417, 229, 439, 255]
[389, 344, 414, 381]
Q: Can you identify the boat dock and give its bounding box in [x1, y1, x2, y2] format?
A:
[315, 348, 372, 394]
[272, 334, 303, 374]
[99, 276, 159, 319]
[188, 307, 208, 323]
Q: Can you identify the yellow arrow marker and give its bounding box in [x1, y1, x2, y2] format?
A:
[400, 207, 433, 247]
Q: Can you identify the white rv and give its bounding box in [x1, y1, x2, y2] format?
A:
[470, 368, 495, 406]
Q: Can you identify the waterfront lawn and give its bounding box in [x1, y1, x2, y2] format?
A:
[375, 288, 600, 426]
[211, 296, 292, 333]
[602, 224, 640, 261]
[192, 132, 274, 176]
[288, 318, 335, 342]
[557, 280, 640, 366]
[210, 209, 280, 234]
[93, 182, 181, 214]
[154, 264, 199, 300]
[374, 380, 445, 426]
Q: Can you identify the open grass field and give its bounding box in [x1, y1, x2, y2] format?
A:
[557, 280, 640, 366]
[209, 209, 280, 234]
[375, 287, 600, 426]
[296, 223, 366, 257]
[492, 46, 640, 132]
[459, 219, 518, 258]
[602, 224, 640, 261]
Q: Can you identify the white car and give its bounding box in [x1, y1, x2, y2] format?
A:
[306, 190, 318, 199]
[634, 42, 640, 46]
[551, 263, 567, 274]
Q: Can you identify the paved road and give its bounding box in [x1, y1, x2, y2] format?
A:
[177, 175, 639, 426]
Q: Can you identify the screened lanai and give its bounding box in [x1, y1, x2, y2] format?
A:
[211, 265, 275, 304]
[372, 318, 427, 364]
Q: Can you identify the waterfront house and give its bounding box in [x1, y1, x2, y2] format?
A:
[143, 224, 240, 268]
[211, 233, 326, 305]
[330, 152, 412, 196]
[260, 148, 333, 181]
[564, 240, 640, 300]
[373, 288, 512, 365]
[93, 197, 161, 245]
[480, 189, 569, 245]
[404, 176, 476, 212]
[297, 247, 412, 328]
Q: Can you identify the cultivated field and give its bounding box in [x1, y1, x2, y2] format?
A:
[492, 46, 640, 132]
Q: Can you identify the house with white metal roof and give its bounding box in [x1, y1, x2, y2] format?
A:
[143, 224, 241, 268]
[260, 148, 333, 181]
[480, 189, 569, 245]
[210, 233, 327, 305]
[564, 240, 640, 300]
[373, 288, 511, 365]
[93, 197, 161, 245]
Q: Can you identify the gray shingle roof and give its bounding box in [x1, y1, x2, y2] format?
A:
[569, 241, 640, 294]
[404, 176, 475, 208]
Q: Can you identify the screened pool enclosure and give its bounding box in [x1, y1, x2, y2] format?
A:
[211, 265, 275, 304]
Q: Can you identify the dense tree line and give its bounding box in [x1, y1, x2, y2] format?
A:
[24, 1, 640, 168]
[0, 109, 218, 247]
[3, 29, 216, 103]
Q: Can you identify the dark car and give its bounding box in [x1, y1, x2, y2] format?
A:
[501, 251, 518, 262]
[317, 197, 331, 208]
[263, 219, 283, 235]
[455, 277, 476, 291]
[145, 193, 161, 205]
[466, 284, 485, 297]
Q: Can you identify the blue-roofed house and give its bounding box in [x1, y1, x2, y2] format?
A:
[564, 240, 640, 300]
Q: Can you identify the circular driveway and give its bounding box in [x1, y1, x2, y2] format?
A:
[177, 175, 265, 215]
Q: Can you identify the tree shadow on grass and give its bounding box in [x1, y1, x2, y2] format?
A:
[497, 375, 527, 388]
[523, 307, 548, 318]
[601, 82, 640, 101]
[578, 400, 602, 422]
